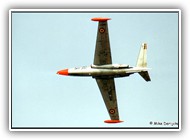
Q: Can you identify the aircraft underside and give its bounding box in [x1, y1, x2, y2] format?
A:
[57, 17, 151, 123]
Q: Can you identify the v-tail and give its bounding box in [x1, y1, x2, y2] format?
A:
[136, 43, 151, 82]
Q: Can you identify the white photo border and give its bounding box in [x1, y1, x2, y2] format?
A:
[9, 9, 181, 131]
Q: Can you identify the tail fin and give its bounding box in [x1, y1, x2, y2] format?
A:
[136, 43, 148, 67]
[136, 43, 151, 82]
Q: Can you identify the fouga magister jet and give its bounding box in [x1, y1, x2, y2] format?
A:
[57, 17, 151, 123]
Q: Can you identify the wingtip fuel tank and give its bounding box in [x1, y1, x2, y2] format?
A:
[91, 17, 111, 22]
[104, 120, 123, 123]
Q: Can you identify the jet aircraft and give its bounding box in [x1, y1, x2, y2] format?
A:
[57, 17, 151, 123]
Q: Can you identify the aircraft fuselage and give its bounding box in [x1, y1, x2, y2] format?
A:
[57, 64, 149, 78]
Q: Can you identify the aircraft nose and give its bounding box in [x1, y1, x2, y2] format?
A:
[57, 69, 68, 75]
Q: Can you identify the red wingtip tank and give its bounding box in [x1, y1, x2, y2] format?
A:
[91, 17, 111, 22]
[104, 120, 123, 123]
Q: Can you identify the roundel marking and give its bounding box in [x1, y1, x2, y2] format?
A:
[99, 28, 105, 33]
[109, 109, 115, 114]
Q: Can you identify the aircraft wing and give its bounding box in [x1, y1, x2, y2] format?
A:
[93, 18, 112, 65]
[96, 78, 120, 120]
[92, 18, 120, 121]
